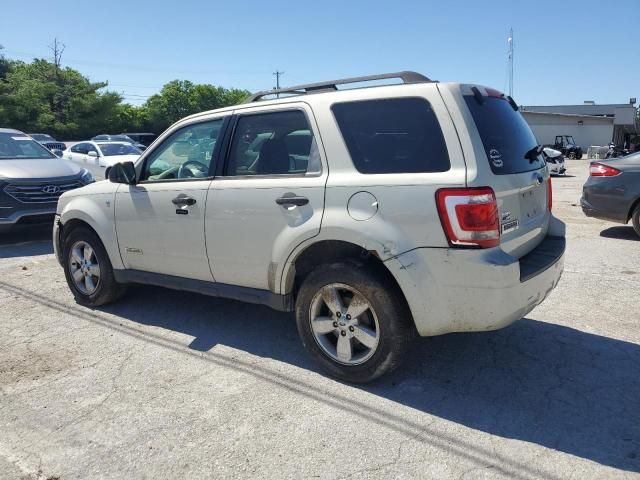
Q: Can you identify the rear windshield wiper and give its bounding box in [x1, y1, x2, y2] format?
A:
[525, 145, 544, 162]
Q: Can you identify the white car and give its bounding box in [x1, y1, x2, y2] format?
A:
[54, 71, 565, 382]
[64, 141, 141, 178]
[543, 147, 566, 175]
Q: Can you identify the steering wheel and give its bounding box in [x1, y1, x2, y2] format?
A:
[177, 160, 209, 179]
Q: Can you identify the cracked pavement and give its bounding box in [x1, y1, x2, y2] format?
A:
[0, 161, 639, 479]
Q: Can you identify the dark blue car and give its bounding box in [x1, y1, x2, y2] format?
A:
[581, 153, 640, 237]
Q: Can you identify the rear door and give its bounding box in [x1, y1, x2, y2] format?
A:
[459, 86, 550, 257]
[65, 143, 89, 165]
[205, 103, 327, 291]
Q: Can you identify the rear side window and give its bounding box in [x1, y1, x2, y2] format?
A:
[332, 97, 450, 174]
[465, 96, 546, 174]
[225, 110, 321, 176]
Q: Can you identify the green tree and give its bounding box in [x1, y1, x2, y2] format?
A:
[144, 80, 250, 132]
[0, 58, 123, 138]
[0, 48, 251, 138]
[0, 45, 12, 80]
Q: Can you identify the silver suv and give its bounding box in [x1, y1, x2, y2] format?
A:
[0, 129, 93, 232]
[53, 72, 565, 382]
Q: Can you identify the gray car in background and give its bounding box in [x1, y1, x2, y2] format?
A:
[581, 153, 640, 237]
[0, 128, 94, 232]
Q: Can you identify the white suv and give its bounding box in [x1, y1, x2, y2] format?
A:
[54, 72, 565, 382]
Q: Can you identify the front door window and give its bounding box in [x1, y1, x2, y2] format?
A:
[142, 119, 224, 181]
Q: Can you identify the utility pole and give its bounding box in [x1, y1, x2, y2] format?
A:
[507, 28, 514, 98]
[273, 70, 284, 97]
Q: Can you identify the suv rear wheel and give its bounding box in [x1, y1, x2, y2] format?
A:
[62, 226, 127, 306]
[295, 262, 414, 383]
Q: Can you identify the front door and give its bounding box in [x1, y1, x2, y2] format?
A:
[206, 105, 327, 291]
[115, 117, 227, 281]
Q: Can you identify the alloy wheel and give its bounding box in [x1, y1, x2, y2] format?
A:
[309, 283, 380, 365]
[69, 240, 101, 295]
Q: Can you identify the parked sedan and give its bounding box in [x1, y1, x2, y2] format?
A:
[28, 133, 67, 155]
[0, 128, 93, 232]
[91, 134, 147, 151]
[120, 132, 157, 147]
[581, 153, 640, 237]
[64, 141, 141, 178]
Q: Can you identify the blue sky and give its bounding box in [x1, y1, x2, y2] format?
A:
[2, 0, 639, 106]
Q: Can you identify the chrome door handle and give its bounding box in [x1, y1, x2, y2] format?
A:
[275, 195, 309, 207]
[172, 195, 196, 206]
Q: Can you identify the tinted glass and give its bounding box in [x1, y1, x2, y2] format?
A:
[71, 143, 90, 154]
[226, 110, 320, 176]
[0, 133, 56, 159]
[30, 134, 56, 142]
[142, 119, 224, 181]
[464, 96, 545, 174]
[331, 97, 450, 174]
[98, 143, 141, 156]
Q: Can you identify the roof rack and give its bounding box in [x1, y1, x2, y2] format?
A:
[245, 71, 433, 103]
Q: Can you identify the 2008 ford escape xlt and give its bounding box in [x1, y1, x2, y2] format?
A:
[53, 71, 565, 382]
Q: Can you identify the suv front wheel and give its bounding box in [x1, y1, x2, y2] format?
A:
[62, 226, 127, 307]
[295, 262, 415, 383]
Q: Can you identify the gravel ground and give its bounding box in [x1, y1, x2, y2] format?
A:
[0, 161, 639, 480]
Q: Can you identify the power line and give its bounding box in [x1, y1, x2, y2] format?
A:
[4, 48, 272, 76]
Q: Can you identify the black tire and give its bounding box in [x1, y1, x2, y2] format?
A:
[62, 226, 127, 307]
[632, 204, 640, 238]
[295, 262, 415, 383]
[568, 151, 577, 160]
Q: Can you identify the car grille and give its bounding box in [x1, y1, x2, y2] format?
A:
[43, 142, 66, 151]
[3, 180, 83, 204]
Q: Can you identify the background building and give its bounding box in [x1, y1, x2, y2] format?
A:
[521, 101, 638, 151]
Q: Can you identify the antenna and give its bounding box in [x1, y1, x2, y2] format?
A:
[508, 27, 514, 98]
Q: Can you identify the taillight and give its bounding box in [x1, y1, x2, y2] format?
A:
[590, 163, 621, 177]
[547, 177, 552, 212]
[436, 187, 500, 249]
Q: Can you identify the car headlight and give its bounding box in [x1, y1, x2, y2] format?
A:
[80, 169, 95, 184]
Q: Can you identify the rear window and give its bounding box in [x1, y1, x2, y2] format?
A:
[332, 97, 450, 174]
[465, 96, 545, 174]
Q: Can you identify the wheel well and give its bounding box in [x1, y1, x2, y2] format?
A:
[628, 197, 640, 222]
[289, 240, 412, 316]
[60, 218, 100, 244]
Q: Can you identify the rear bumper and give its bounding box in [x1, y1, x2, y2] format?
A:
[580, 197, 627, 223]
[386, 220, 566, 336]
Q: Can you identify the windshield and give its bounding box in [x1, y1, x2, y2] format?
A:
[0, 133, 56, 160]
[98, 143, 141, 156]
[464, 96, 546, 174]
[566, 136, 576, 146]
[30, 134, 56, 142]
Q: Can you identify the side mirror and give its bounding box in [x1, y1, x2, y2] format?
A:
[88, 151, 99, 158]
[52, 149, 64, 157]
[108, 161, 137, 184]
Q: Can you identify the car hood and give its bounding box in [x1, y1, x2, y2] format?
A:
[0, 158, 82, 180]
